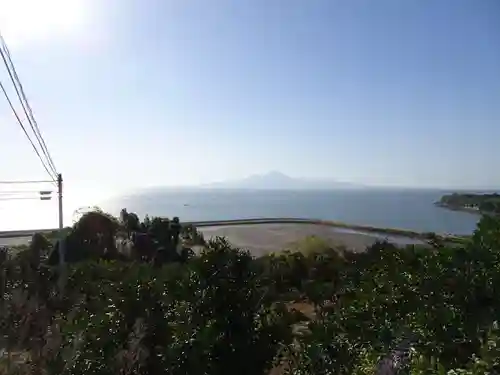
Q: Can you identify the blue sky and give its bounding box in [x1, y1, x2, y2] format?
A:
[0, 0, 499, 210]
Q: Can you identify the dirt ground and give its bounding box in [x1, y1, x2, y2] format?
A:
[199, 223, 424, 256]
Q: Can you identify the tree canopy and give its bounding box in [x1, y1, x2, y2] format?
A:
[438, 192, 500, 214]
[1, 209, 500, 375]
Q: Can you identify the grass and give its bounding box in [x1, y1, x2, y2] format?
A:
[284, 235, 345, 255]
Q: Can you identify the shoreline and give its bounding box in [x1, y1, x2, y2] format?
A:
[434, 202, 482, 215]
[198, 223, 426, 255]
[435, 202, 499, 217]
[189, 218, 435, 238]
[191, 219, 468, 246]
[0, 217, 467, 243]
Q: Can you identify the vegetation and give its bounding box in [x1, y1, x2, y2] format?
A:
[284, 235, 342, 255]
[438, 192, 500, 214]
[0, 208, 499, 374]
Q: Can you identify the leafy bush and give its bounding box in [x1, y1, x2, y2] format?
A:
[1, 211, 500, 374]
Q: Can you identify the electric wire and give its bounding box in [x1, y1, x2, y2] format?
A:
[0, 33, 58, 175]
[0, 196, 52, 201]
[0, 79, 57, 183]
[0, 180, 55, 184]
[0, 190, 53, 195]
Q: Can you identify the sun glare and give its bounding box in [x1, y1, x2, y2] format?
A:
[0, 0, 90, 47]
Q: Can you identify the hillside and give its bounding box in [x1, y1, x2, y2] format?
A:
[437, 192, 500, 214]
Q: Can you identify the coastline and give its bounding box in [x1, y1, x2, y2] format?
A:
[434, 202, 483, 215]
[187, 218, 443, 239]
[0, 217, 467, 244]
[198, 223, 426, 255]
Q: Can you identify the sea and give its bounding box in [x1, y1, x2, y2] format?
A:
[98, 188, 481, 235]
[0, 188, 484, 235]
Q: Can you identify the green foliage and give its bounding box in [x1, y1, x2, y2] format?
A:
[286, 235, 343, 255]
[120, 208, 141, 234]
[47, 209, 206, 266]
[410, 321, 500, 374]
[1, 212, 500, 374]
[439, 192, 500, 214]
[1, 238, 296, 375]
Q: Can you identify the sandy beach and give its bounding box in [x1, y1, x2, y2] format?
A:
[198, 223, 425, 256]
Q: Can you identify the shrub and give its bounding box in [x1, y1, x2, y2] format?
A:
[1, 211, 500, 375]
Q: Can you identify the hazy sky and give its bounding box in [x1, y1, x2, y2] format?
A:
[0, 0, 499, 207]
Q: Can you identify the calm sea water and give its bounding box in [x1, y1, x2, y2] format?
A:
[100, 189, 482, 235]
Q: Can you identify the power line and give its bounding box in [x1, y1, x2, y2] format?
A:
[0, 180, 55, 184]
[0, 197, 52, 201]
[0, 79, 57, 182]
[0, 33, 57, 175]
[0, 33, 58, 175]
[0, 195, 47, 199]
[0, 190, 53, 195]
[0, 34, 64, 229]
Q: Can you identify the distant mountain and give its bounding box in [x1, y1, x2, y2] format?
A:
[202, 171, 362, 190]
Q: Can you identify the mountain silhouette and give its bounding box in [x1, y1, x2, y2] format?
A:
[203, 171, 361, 189]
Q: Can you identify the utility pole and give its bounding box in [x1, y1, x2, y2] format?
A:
[56, 173, 66, 295]
[57, 173, 63, 230]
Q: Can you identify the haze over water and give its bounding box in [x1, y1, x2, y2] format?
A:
[101, 189, 481, 235]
